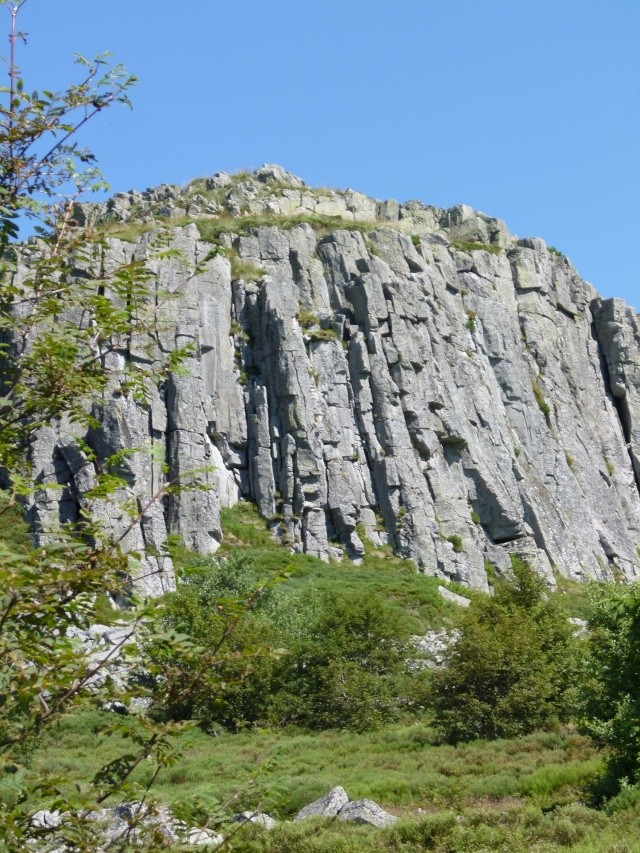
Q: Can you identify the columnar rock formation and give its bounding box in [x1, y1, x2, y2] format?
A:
[20, 165, 640, 591]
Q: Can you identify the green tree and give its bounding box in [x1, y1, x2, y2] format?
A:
[581, 582, 640, 792]
[0, 4, 199, 849]
[145, 552, 286, 732]
[428, 558, 579, 743]
[271, 591, 423, 732]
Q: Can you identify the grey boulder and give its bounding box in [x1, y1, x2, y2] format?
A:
[295, 786, 349, 820]
[338, 798, 398, 828]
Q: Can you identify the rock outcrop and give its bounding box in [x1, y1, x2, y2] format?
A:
[18, 165, 640, 591]
[294, 787, 396, 827]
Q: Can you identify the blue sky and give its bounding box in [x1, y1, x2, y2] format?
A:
[12, 0, 640, 309]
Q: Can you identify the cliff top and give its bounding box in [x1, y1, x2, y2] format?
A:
[76, 164, 581, 279]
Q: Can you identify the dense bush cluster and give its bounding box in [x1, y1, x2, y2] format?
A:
[146, 552, 429, 732]
[145, 540, 640, 816]
[580, 582, 640, 791]
[428, 557, 580, 743]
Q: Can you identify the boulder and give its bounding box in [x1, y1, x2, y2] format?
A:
[338, 798, 398, 828]
[295, 786, 349, 820]
[234, 810, 277, 829]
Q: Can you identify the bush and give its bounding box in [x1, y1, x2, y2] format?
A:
[269, 592, 424, 731]
[580, 582, 640, 791]
[428, 557, 580, 743]
[145, 552, 292, 730]
[150, 554, 429, 732]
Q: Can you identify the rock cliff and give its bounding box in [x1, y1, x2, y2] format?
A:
[21, 165, 640, 591]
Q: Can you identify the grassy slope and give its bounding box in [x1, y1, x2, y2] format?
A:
[212, 501, 473, 634]
[31, 712, 638, 852]
[5, 500, 639, 850]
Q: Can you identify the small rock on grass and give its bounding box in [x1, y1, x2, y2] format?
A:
[295, 786, 349, 820]
[338, 798, 398, 828]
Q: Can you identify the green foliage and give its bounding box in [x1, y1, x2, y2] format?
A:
[429, 557, 580, 743]
[450, 239, 502, 255]
[444, 533, 464, 553]
[296, 307, 319, 329]
[532, 377, 552, 425]
[145, 502, 468, 734]
[580, 582, 640, 790]
[217, 503, 461, 634]
[465, 309, 477, 333]
[150, 548, 429, 732]
[0, 8, 207, 845]
[0, 492, 31, 552]
[548, 245, 564, 258]
[266, 592, 426, 732]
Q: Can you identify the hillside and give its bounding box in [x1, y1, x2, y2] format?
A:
[17, 164, 640, 592]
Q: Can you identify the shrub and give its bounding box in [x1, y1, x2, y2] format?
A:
[428, 557, 580, 743]
[269, 592, 425, 731]
[465, 309, 477, 333]
[149, 554, 428, 732]
[580, 582, 640, 791]
[444, 534, 464, 553]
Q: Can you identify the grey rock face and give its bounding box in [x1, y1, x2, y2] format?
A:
[338, 799, 398, 828]
[295, 786, 349, 820]
[31, 810, 63, 829]
[20, 166, 640, 591]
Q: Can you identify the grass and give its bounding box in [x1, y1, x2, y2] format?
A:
[308, 328, 337, 342]
[230, 318, 251, 341]
[295, 307, 319, 329]
[215, 502, 466, 635]
[24, 713, 624, 852]
[28, 714, 600, 816]
[227, 248, 265, 283]
[99, 209, 396, 246]
[450, 239, 502, 256]
[532, 377, 552, 426]
[10, 499, 640, 851]
[185, 213, 381, 242]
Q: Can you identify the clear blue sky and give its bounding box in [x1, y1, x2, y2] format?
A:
[12, 0, 640, 310]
